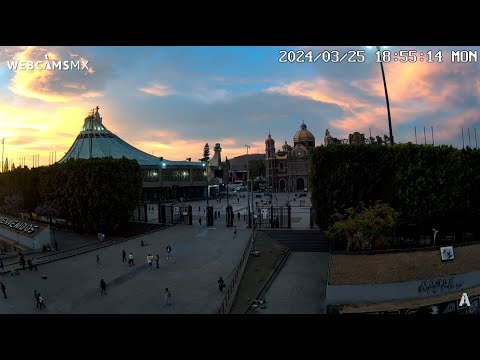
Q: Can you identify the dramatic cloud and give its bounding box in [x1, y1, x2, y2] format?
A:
[2, 46, 480, 164]
[3, 46, 108, 103]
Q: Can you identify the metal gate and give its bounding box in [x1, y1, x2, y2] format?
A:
[254, 206, 291, 229]
[132, 203, 192, 225]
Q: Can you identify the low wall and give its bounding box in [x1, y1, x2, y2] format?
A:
[0, 215, 51, 251]
[327, 271, 480, 305]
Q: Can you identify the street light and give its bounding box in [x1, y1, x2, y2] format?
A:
[369, 46, 394, 147]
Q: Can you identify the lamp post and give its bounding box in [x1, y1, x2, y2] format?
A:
[245, 144, 251, 228]
[376, 46, 394, 147]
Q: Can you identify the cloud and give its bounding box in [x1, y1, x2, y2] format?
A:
[138, 82, 176, 97]
[4, 46, 109, 103]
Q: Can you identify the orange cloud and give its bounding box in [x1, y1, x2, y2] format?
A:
[139, 82, 176, 97]
[6, 46, 99, 103]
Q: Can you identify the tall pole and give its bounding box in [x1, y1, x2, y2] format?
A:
[414, 126, 417, 145]
[431, 126, 434, 146]
[475, 128, 478, 149]
[245, 144, 250, 214]
[424, 126, 426, 145]
[377, 46, 394, 147]
[462, 128, 465, 149]
[1, 138, 4, 173]
[468, 128, 471, 148]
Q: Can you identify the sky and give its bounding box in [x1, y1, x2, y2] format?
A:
[1, 46, 480, 168]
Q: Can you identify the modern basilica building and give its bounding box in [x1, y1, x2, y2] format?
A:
[60, 107, 221, 202]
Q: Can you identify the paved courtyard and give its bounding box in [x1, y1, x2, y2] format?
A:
[256, 252, 329, 314]
[0, 222, 250, 314]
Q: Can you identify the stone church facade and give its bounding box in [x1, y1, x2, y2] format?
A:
[265, 122, 315, 192]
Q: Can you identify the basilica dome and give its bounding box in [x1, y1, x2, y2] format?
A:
[293, 122, 315, 143]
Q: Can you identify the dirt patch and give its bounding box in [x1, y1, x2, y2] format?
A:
[330, 286, 480, 313]
[229, 231, 287, 314]
[330, 244, 480, 285]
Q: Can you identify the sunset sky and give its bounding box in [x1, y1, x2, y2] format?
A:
[1, 46, 480, 168]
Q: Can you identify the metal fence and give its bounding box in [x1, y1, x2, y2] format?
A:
[218, 229, 256, 314]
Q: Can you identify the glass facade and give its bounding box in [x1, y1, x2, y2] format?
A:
[143, 169, 159, 182]
[162, 169, 191, 181]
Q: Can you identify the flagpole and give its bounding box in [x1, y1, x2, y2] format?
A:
[226, 157, 230, 208]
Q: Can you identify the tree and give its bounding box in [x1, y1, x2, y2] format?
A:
[199, 143, 210, 162]
[38, 157, 143, 233]
[326, 202, 398, 251]
[248, 159, 266, 179]
[3, 194, 23, 216]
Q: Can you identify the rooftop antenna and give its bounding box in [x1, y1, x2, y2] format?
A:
[462, 128, 465, 149]
[431, 126, 434, 146]
[468, 128, 471, 148]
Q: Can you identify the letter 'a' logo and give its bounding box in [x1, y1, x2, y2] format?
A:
[459, 293, 471, 307]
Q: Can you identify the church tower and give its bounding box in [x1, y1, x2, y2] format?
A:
[265, 132, 276, 191]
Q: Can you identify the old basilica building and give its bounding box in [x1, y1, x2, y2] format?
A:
[265, 121, 315, 192]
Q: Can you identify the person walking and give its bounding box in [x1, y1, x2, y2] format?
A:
[156, 254, 160, 268]
[233, 227, 237, 238]
[243, 213, 246, 221]
[147, 254, 153, 269]
[1, 282, 6, 299]
[237, 212, 240, 220]
[166, 245, 172, 259]
[96, 254, 102, 268]
[19, 254, 26, 270]
[122, 250, 126, 263]
[38, 293, 46, 309]
[128, 252, 135, 266]
[218, 277, 225, 293]
[100, 279, 107, 295]
[165, 288, 171, 306]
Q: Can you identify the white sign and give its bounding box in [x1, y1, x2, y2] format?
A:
[173, 207, 180, 216]
[459, 293, 471, 307]
[0, 216, 39, 234]
[440, 246, 454, 261]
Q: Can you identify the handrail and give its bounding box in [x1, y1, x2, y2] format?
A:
[0, 225, 172, 275]
[218, 228, 256, 314]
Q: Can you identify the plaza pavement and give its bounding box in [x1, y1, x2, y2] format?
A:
[256, 252, 329, 314]
[0, 221, 251, 314]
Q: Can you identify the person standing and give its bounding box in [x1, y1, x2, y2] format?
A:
[199, 217, 202, 227]
[128, 252, 135, 266]
[0, 259, 4, 273]
[122, 250, 126, 263]
[147, 254, 153, 269]
[96, 254, 102, 268]
[165, 288, 171, 306]
[156, 254, 160, 268]
[166, 245, 172, 259]
[100, 279, 107, 295]
[233, 227, 237, 238]
[0, 282, 6, 299]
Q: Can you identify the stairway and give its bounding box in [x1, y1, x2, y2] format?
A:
[260, 229, 330, 252]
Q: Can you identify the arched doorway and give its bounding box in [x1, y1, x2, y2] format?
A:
[279, 179, 286, 191]
[296, 178, 305, 191]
